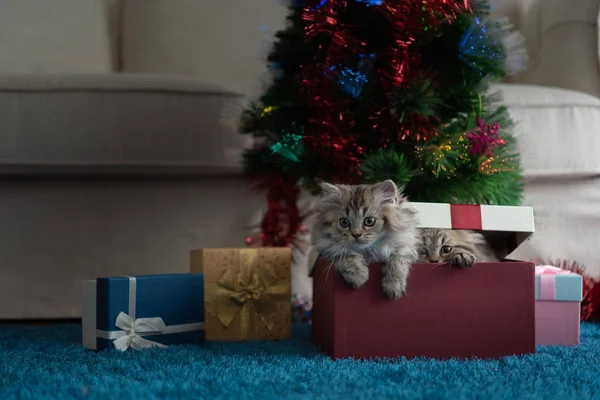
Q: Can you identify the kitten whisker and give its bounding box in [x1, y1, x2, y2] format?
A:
[322, 241, 347, 282]
[429, 261, 448, 271]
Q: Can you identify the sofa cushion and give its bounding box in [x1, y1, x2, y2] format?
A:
[121, 0, 288, 99]
[0, 0, 114, 73]
[491, 83, 600, 177]
[0, 73, 247, 175]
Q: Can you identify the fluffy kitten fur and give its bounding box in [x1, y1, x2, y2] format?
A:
[311, 180, 419, 300]
[418, 228, 498, 267]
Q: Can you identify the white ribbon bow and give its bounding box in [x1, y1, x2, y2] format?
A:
[112, 311, 168, 352]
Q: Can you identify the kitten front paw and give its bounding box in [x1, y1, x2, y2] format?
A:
[450, 252, 476, 268]
[337, 256, 369, 289]
[381, 276, 407, 300]
[340, 267, 369, 289]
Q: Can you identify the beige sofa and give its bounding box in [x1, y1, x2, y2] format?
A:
[1, 0, 599, 318]
[0, 0, 288, 319]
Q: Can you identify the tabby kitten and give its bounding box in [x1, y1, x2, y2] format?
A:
[418, 228, 498, 267]
[311, 180, 419, 300]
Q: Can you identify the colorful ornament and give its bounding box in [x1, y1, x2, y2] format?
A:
[270, 123, 305, 163]
[467, 118, 505, 157]
[356, 0, 382, 6]
[416, 134, 470, 177]
[336, 66, 369, 97]
[260, 105, 277, 117]
[478, 155, 515, 175]
[313, 0, 328, 10]
[458, 16, 504, 76]
[332, 53, 376, 98]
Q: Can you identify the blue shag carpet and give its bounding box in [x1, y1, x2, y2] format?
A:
[1, 322, 600, 400]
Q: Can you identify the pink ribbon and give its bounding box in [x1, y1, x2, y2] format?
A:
[536, 265, 570, 300]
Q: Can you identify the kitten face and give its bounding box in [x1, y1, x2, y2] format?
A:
[313, 180, 401, 251]
[418, 228, 494, 264]
[418, 229, 455, 263]
[322, 198, 384, 249]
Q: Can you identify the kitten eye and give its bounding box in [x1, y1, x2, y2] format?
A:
[339, 218, 351, 228]
[363, 217, 376, 227]
[440, 245, 453, 255]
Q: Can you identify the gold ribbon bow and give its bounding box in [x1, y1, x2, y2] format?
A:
[213, 251, 288, 337]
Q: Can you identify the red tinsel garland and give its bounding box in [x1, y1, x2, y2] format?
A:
[300, 0, 470, 146]
[582, 278, 600, 321]
[260, 177, 302, 247]
[370, 0, 468, 141]
[535, 258, 600, 322]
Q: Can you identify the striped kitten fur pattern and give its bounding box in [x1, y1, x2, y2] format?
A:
[311, 180, 420, 300]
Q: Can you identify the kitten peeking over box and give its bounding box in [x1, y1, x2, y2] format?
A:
[310, 180, 537, 360]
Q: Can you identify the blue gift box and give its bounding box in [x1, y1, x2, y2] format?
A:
[82, 273, 205, 351]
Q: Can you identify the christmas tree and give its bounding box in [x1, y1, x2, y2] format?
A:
[240, 0, 527, 247]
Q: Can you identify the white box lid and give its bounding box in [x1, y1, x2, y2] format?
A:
[411, 202, 535, 256]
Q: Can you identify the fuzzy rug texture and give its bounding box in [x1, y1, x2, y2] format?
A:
[1, 322, 600, 400]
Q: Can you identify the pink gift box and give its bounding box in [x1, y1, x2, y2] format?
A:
[535, 266, 583, 346]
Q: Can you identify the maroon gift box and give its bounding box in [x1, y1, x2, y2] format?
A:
[311, 202, 536, 360]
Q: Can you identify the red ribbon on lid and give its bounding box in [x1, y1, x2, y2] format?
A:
[450, 204, 482, 230]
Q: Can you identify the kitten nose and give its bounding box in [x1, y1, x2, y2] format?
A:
[352, 233, 362, 239]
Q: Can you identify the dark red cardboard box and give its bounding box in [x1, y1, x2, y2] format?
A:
[311, 259, 536, 360]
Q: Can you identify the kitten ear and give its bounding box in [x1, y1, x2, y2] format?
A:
[318, 181, 342, 200]
[373, 179, 400, 205]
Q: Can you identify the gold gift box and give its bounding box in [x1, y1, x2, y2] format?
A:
[190, 247, 292, 341]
